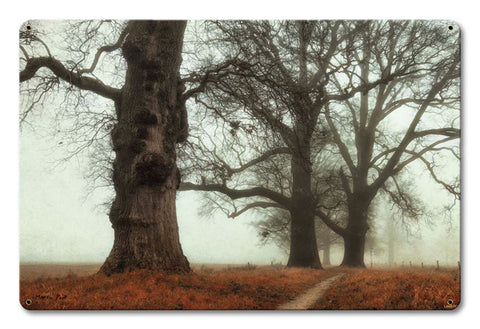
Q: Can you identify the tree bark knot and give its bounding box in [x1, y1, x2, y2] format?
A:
[135, 152, 173, 186]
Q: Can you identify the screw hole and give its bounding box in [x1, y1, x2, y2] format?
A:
[25, 299, 32, 305]
[26, 25, 31, 31]
[448, 25, 453, 31]
[447, 299, 453, 305]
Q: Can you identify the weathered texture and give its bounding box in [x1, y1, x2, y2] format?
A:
[100, 21, 190, 275]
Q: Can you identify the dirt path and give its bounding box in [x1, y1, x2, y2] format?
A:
[277, 273, 345, 310]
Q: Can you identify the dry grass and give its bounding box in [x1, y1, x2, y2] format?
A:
[312, 267, 461, 310]
[19, 264, 461, 310]
[20, 267, 336, 310]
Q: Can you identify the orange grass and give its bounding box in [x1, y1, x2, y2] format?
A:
[20, 267, 336, 310]
[313, 268, 461, 310]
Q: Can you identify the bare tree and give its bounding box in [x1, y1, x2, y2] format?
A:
[314, 21, 461, 266]
[257, 209, 343, 266]
[252, 146, 346, 265]
[179, 20, 433, 268]
[20, 20, 197, 274]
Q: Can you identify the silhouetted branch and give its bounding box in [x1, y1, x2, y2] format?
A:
[179, 182, 291, 208]
[77, 25, 130, 75]
[20, 56, 121, 101]
[228, 201, 285, 218]
[315, 208, 347, 236]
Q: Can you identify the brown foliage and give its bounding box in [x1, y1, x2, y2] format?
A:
[312, 268, 460, 310]
[20, 267, 333, 310]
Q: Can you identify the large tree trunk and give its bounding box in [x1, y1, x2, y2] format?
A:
[100, 21, 190, 275]
[287, 146, 322, 269]
[340, 197, 370, 267]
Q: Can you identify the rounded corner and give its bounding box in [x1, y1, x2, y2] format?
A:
[19, 20, 32, 32]
[448, 20, 462, 35]
[451, 295, 462, 311]
[19, 298, 32, 311]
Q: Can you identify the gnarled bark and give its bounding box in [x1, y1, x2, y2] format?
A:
[100, 21, 190, 275]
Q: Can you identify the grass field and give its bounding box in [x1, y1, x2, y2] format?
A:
[19, 263, 460, 310]
[312, 267, 461, 310]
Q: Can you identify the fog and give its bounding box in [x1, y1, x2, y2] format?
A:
[20, 119, 287, 264]
[19, 119, 460, 266]
[19, 20, 460, 267]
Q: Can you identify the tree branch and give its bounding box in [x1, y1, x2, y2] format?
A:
[392, 136, 459, 175]
[415, 155, 460, 199]
[20, 57, 121, 101]
[179, 182, 291, 208]
[325, 70, 408, 102]
[225, 147, 291, 175]
[370, 128, 460, 167]
[228, 201, 286, 218]
[413, 128, 460, 139]
[370, 52, 460, 192]
[325, 105, 356, 175]
[181, 59, 240, 101]
[315, 208, 347, 236]
[77, 26, 130, 75]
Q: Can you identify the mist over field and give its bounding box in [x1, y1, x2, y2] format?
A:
[20, 122, 286, 264]
[20, 120, 459, 266]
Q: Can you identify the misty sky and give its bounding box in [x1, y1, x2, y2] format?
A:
[19, 20, 460, 266]
[19, 119, 460, 265]
[19, 118, 287, 264]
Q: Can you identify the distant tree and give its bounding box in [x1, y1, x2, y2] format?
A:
[257, 209, 342, 266]
[20, 20, 198, 274]
[315, 21, 460, 266]
[252, 150, 346, 266]
[179, 21, 409, 268]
